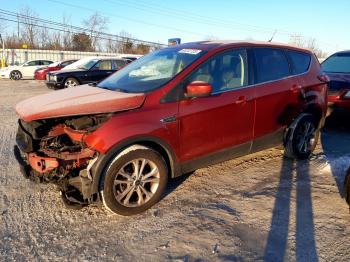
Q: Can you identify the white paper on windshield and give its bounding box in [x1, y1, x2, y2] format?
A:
[178, 49, 202, 55]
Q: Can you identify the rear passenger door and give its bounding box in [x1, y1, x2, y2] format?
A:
[251, 48, 303, 151]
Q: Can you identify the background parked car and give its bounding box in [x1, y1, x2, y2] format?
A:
[46, 57, 128, 89]
[34, 59, 77, 80]
[322, 51, 350, 110]
[0, 59, 54, 80]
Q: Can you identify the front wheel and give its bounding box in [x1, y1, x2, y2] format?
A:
[100, 146, 168, 216]
[64, 77, 79, 88]
[284, 114, 319, 160]
[10, 70, 22, 80]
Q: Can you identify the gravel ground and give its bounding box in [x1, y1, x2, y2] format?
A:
[1, 80, 350, 262]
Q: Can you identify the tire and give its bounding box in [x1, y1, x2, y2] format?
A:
[100, 145, 168, 216]
[284, 114, 319, 160]
[64, 77, 79, 88]
[10, 70, 22, 80]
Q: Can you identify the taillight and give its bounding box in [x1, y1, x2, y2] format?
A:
[318, 73, 330, 83]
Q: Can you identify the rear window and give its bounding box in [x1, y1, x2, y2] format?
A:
[322, 52, 350, 73]
[288, 50, 311, 74]
[254, 48, 290, 83]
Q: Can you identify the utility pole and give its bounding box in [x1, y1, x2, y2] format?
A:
[17, 14, 20, 40]
[0, 34, 5, 68]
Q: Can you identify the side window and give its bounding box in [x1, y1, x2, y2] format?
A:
[112, 60, 126, 70]
[41, 60, 53, 65]
[187, 49, 248, 93]
[287, 50, 311, 74]
[254, 48, 290, 83]
[26, 61, 38, 66]
[93, 60, 112, 70]
[60, 61, 70, 67]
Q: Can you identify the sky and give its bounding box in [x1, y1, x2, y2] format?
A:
[1, 0, 349, 55]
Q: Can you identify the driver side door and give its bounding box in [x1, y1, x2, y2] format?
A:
[178, 49, 255, 171]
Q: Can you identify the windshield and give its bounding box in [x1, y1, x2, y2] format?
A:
[322, 53, 350, 73]
[78, 59, 99, 70]
[97, 48, 205, 93]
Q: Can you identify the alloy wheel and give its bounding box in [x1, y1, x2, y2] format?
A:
[11, 71, 21, 80]
[64, 79, 78, 88]
[112, 158, 160, 207]
[296, 121, 315, 154]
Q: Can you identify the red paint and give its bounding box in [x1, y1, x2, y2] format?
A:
[34, 60, 77, 80]
[186, 81, 212, 97]
[15, 85, 145, 121]
[35, 65, 63, 80]
[48, 124, 87, 142]
[17, 41, 328, 174]
[28, 153, 59, 173]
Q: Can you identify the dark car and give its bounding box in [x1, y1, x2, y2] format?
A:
[34, 59, 78, 80]
[46, 57, 128, 89]
[322, 51, 350, 110]
[14, 41, 327, 215]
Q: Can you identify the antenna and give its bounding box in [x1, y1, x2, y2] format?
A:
[268, 30, 277, 42]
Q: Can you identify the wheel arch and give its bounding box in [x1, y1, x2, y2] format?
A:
[10, 69, 22, 79]
[90, 136, 181, 198]
[303, 104, 324, 129]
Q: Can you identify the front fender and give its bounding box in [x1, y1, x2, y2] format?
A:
[88, 135, 181, 201]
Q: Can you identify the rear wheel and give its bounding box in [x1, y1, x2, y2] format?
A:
[284, 114, 319, 160]
[10, 70, 22, 80]
[100, 145, 168, 216]
[64, 77, 79, 88]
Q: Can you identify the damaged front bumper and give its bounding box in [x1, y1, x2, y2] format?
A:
[14, 117, 107, 208]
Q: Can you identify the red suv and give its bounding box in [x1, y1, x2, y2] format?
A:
[14, 41, 327, 215]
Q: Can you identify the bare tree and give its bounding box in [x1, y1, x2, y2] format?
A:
[118, 31, 135, 53]
[289, 34, 328, 58]
[83, 12, 109, 51]
[61, 14, 73, 50]
[19, 7, 39, 48]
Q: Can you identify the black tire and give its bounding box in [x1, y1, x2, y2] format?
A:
[63, 77, 80, 88]
[10, 70, 22, 80]
[284, 114, 319, 160]
[100, 146, 168, 216]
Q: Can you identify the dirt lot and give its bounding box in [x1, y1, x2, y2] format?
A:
[1, 80, 350, 261]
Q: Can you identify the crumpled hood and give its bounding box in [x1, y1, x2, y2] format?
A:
[16, 85, 146, 121]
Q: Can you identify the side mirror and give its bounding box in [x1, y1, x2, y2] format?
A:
[185, 81, 212, 98]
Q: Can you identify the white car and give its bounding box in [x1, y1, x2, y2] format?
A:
[1, 59, 54, 80]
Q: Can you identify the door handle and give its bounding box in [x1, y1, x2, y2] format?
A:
[235, 96, 246, 104]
